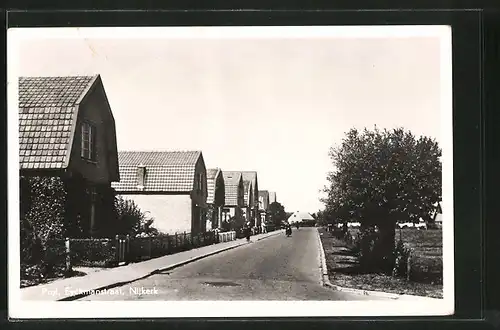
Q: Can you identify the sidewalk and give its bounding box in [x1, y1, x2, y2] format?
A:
[21, 230, 281, 301]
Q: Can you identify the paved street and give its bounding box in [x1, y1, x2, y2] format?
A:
[79, 228, 389, 301]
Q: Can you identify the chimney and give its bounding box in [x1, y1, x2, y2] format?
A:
[137, 164, 146, 190]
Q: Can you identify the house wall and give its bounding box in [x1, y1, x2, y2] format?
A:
[237, 181, 244, 208]
[253, 180, 260, 226]
[68, 80, 118, 185]
[222, 206, 242, 220]
[191, 157, 207, 208]
[119, 194, 193, 234]
[215, 173, 225, 206]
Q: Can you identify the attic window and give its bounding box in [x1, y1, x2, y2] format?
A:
[137, 165, 146, 189]
[81, 122, 96, 161]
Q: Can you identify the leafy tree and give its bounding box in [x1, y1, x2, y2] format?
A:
[323, 127, 441, 272]
[113, 196, 159, 237]
[268, 202, 287, 228]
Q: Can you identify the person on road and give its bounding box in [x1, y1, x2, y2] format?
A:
[295, 222, 300, 230]
[244, 221, 251, 242]
[285, 222, 292, 237]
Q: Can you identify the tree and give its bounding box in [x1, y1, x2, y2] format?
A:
[268, 202, 286, 228]
[323, 127, 441, 272]
[113, 196, 159, 237]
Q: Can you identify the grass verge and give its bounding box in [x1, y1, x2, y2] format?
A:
[319, 227, 443, 298]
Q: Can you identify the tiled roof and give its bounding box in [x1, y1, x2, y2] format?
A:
[258, 190, 269, 211]
[18, 75, 98, 170]
[241, 171, 257, 187]
[112, 151, 202, 192]
[206, 168, 222, 204]
[287, 211, 315, 222]
[19, 76, 96, 108]
[240, 171, 257, 206]
[118, 151, 201, 166]
[222, 171, 242, 206]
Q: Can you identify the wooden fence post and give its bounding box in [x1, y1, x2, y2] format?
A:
[126, 235, 130, 263]
[115, 235, 120, 264]
[406, 251, 412, 281]
[148, 236, 152, 258]
[65, 238, 71, 273]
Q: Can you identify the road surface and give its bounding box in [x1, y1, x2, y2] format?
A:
[79, 228, 389, 301]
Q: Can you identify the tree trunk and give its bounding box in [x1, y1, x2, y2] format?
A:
[376, 222, 396, 274]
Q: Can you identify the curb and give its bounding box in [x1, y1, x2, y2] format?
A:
[256, 231, 281, 241]
[316, 228, 440, 301]
[59, 233, 279, 301]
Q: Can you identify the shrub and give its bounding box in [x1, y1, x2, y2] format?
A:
[21, 176, 67, 244]
[20, 176, 70, 282]
[351, 226, 396, 273]
[392, 239, 412, 278]
[70, 239, 117, 267]
[113, 196, 159, 237]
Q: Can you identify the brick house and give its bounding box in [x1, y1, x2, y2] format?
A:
[18, 75, 120, 237]
[221, 171, 244, 224]
[206, 168, 225, 230]
[258, 190, 270, 226]
[112, 151, 208, 235]
[241, 171, 259, 227]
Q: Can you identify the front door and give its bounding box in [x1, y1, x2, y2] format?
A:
[192, 203, 200, 234]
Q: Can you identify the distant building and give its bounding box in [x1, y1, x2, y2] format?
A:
[258, 190, 270, 225]
[221, 171, 245, 223]
[19, 75, 119, 237]
[112, 151, 207, 235]
[241, 171, 259, 227]
[206, 168, 225, 230]
[287, 211, 316, 227]
[433, 202, 443, 228]
[269, 191, 277, 204]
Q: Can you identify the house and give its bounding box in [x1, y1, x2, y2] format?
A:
[258, 190, 270, 225]
[241, 171, 259, 227]
[287, 211, 316, 227]
[206, 168, 225, 230]
[19, 75, 119, 238]
[221, 171, 244, 224]
[111, 151, 208, 235]
[269, 191, 277, 204]
[433, 202, 443, 228]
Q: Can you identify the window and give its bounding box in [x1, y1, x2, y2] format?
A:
[81, 122, 96, 161]
[197, 173, 204, 191]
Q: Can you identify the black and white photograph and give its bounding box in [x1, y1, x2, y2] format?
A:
[8, 25, 453, 318]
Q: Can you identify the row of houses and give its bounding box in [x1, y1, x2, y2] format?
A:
[18, 74, 279, 237]
[112, 151, 278, 234]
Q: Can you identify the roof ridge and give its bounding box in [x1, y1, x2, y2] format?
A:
[118, 150, 202, 153]
[19, 74, 99, 81]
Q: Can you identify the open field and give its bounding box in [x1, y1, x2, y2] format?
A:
[397, 228, 443, 284]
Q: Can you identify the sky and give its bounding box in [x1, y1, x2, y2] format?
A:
[10, 27, 447, 214]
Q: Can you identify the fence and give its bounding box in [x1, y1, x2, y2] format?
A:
[63, 230, 237, 271]
[339, 227, 443, 284]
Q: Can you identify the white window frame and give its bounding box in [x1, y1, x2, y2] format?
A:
[81, 121, 96, 161]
